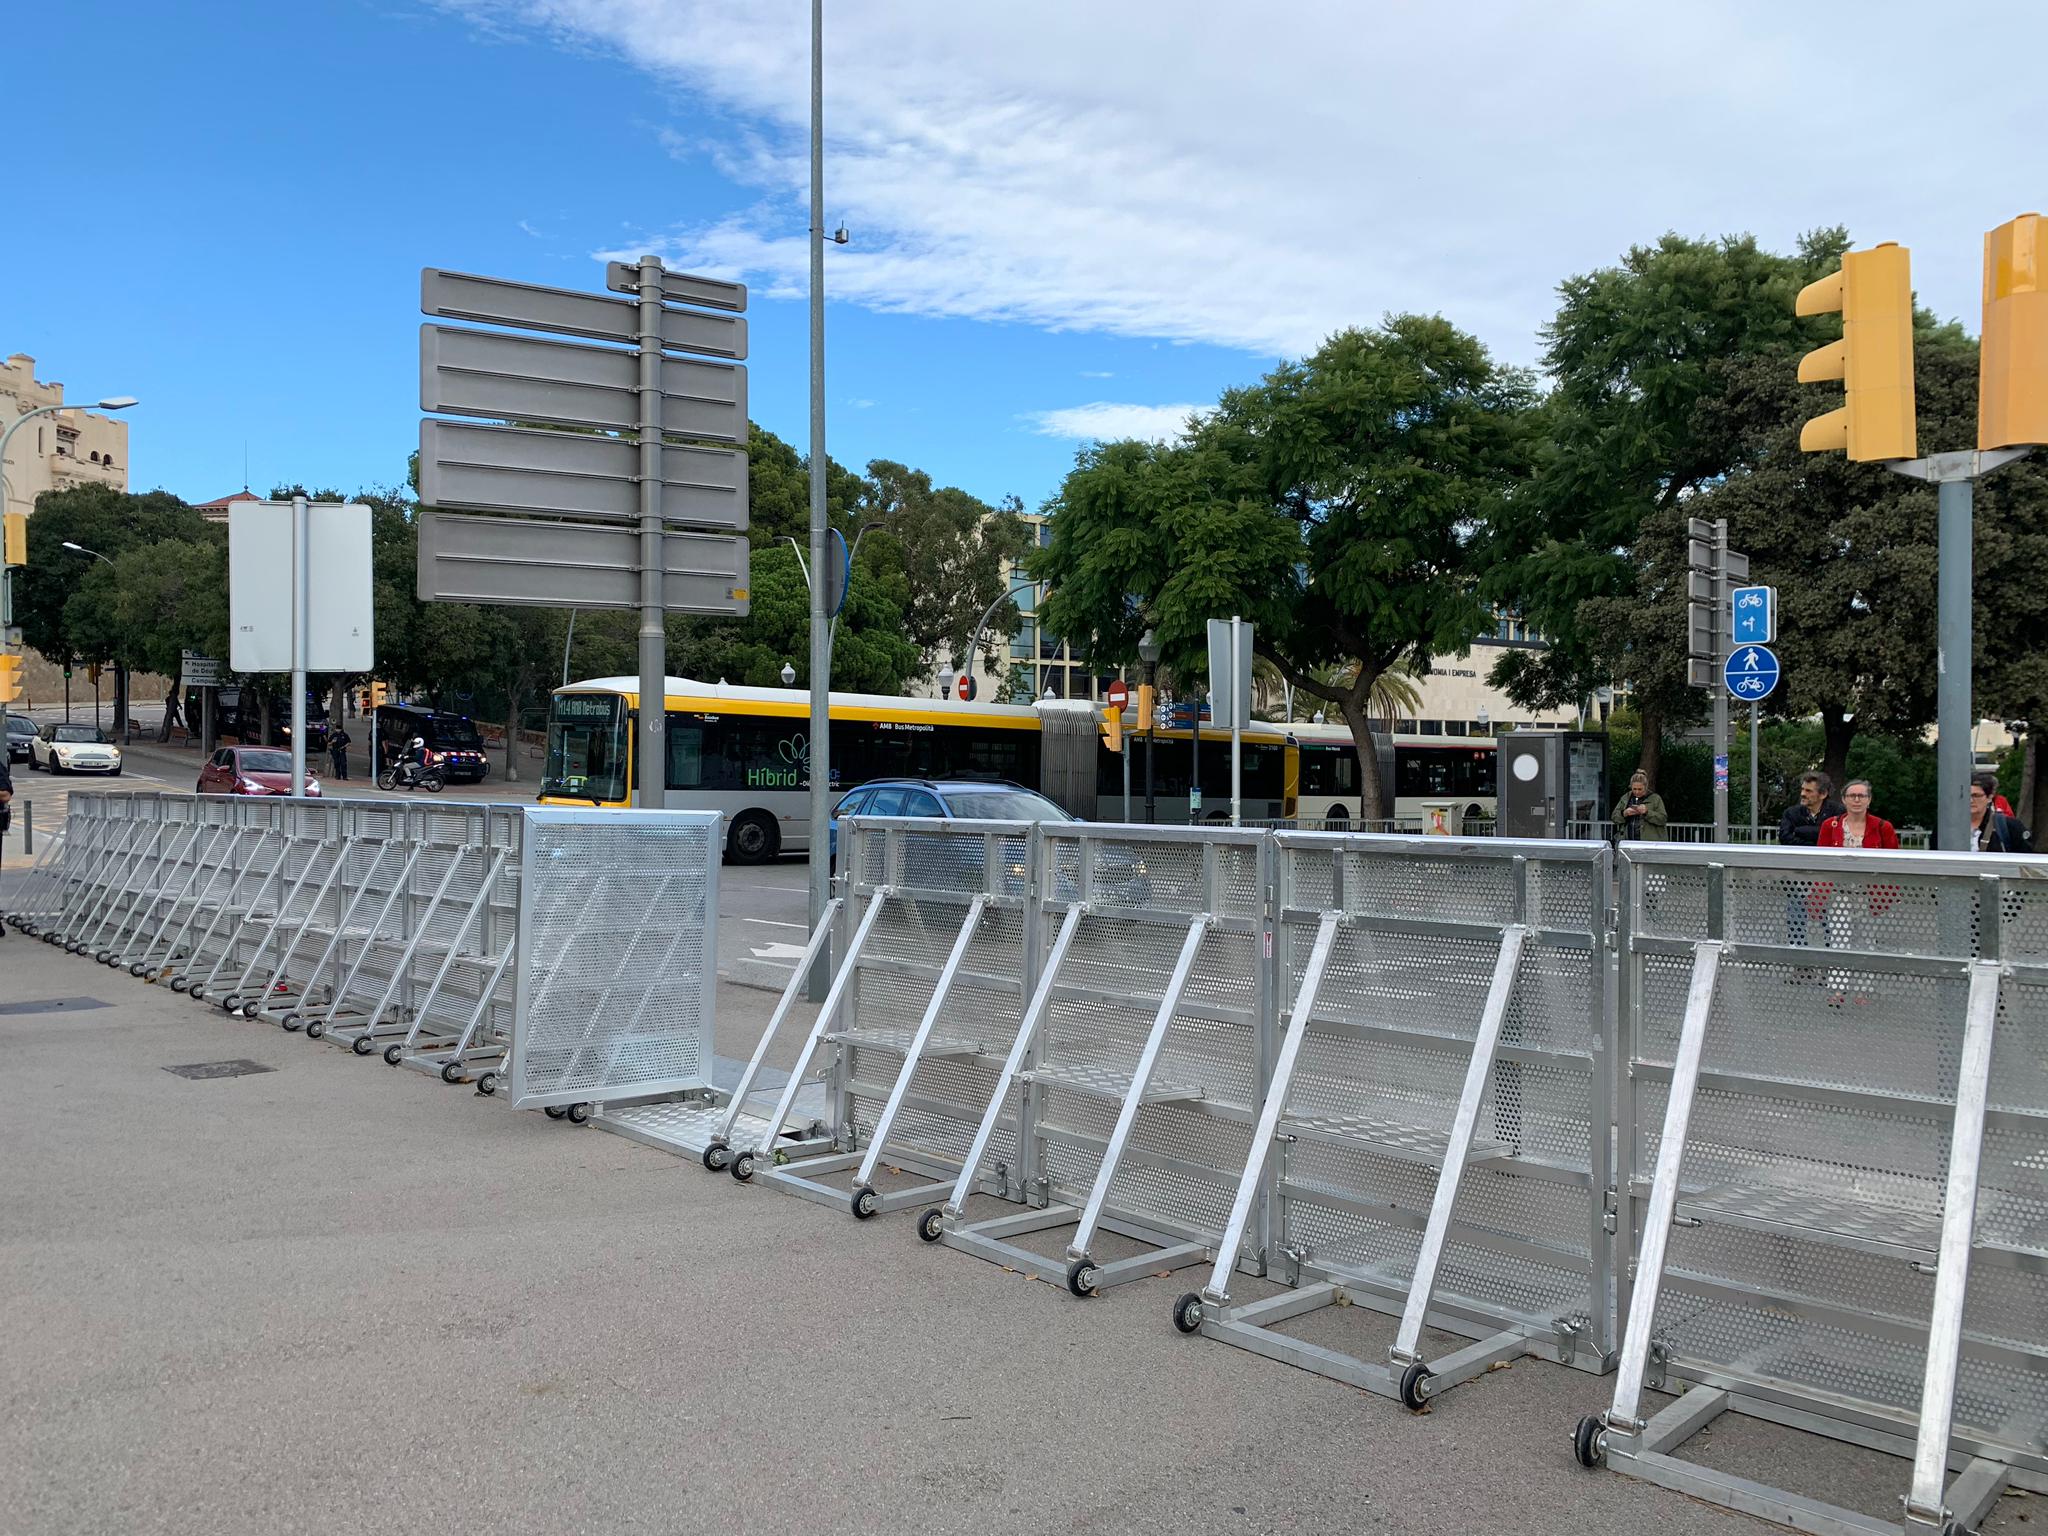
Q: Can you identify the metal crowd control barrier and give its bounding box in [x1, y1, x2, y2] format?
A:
[2, 810, 71, 934]
[732, 816, 1039, 1215]
[1176, 831, 1616, 1407]
[1578, 843, 2048, 1535]
[922, 823, 1273, 1297]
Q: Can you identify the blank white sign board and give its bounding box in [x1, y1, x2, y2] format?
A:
[229, 501, 375, 673]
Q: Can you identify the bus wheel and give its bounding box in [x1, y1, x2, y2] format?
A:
[728, 811, 780, 865]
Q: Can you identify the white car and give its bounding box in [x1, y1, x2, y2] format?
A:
[30, 723, 122, 775]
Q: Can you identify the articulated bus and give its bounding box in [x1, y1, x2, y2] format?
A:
[1288, 720, 1500, 828]
[540, 677, 1297, 860]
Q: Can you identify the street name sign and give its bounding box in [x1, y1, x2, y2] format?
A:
[423, 268, 746, 359]
[419, 419, 747, 529]
[605, 261, 747, 312]
[417, 511, 749, 614]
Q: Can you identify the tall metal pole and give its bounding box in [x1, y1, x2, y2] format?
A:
[1143, 660, 1157, 824]
[1711, 518, 1729, 842]
[635, 256, 668, 810]
[1936, 476, 1972, 854]
[289, 494, 309, 796]
[1749, 700, 1759, 841]
[1229, 614, 1243, 828]
[561, 607, 577, 688]
[804, 0, 832, 999]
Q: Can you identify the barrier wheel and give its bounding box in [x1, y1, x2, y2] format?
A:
[476, 1072, 498, 1096]
[282, 1013, 302, 1031]
[170, 976, 189, 991]
[545, 1105, 568, 1120]
[566, 1102, 590, 1125]
[130, 962, 148, 977]
[384, 1044, 404, 1066]
[190, 987, 208, 1003]
[850, 1185, 881, 1221]
[305, 1019, 326, 1040]
[916, 1207, 946, 1244]
[1065, 1258, 1099, 1298]
[440, 1062, 463, 1085]
[242, 1003, 262, 1021]
[730, 1149, 755, 1181]
[1398, 1361, 1434, 1412]
[1572, 1415, 1605, 1469]
[352, 1036, 375, 1057]
[1172, 1293, 1205, 1334]
[221, 995, 241, 1012]
[701, 1140, 730, 1172]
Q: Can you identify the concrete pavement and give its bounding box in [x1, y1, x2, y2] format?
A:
[2, 939, 2032, 1536]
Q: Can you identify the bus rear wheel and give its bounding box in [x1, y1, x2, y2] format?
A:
[728, 811, 781, 865]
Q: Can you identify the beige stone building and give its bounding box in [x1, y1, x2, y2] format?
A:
[1, 353, 130, 519]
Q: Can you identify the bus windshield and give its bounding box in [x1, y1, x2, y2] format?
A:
[543, 694, 630, 803]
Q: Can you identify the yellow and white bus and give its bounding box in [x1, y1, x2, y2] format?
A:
[539, 676, 1298, 859]
[1287, 719, 1499, 828]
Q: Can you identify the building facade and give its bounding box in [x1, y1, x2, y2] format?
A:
[1, 354, 129, 518]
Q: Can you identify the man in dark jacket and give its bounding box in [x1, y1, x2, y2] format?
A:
[1778, 773, 1844, 847]
[1969, 778, 2032, 853]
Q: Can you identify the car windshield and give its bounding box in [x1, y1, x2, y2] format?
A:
[238, 750, 292, 772]
[434, 720, 483, 748]
[7, 717, 33, 735]
[53, 726, 106, 743]
[942, 790, 1072, 822]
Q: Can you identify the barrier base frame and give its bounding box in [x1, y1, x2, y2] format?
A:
[938, 1202, 1211, 1295]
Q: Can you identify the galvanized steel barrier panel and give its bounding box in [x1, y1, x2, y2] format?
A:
[927, 822, 1273, 1296]
[743, 816, 1039, 1216]
[507, 807, 718, 1109]
[1180, 831, 1615, 1406]
[1580, 843, 2048, 1534]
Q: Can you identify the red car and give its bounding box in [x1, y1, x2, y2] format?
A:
[197, 746, 323, 797]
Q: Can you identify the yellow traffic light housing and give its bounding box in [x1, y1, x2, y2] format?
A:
[1795, 242, 1918, 462]
[1980, 213, 2048, 450]
[3, 512, 24, 567]
[1103, 703, 1124, 754]
[0, 654, 22, 704]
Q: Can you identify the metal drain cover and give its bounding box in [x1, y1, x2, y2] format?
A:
[0, 996, 111, 1016]
[163, 1060, 276, 1080]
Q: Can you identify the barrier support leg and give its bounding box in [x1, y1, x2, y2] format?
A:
[1902, 959, 2004, 1532]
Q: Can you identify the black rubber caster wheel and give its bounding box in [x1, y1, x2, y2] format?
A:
[1172, 1292, 1205, 1334]
[1065, 1258, 1099, 1298]
[701, 1140, 730, 1172]
[243, 1002, 262, 1020]
[352, 1035, 375, 1056]
[170, 976, 189, 991]
[304, 1019, 326, 1040]
[441, 1062, 464, 1085]
[65, 941, 82, 953]
[190, 988, 208, 1004]
[476, 1072, 498, 1097]
[1398, 1361, 1434, 1411]
[131, 962, 148, 977]
[850, 1185, 881, 1220]
[384, 1044, 404, 1066]
[730, 1149, 756, 1181]
[566, 1102, 590, 1125]
[281, 1013, 302, 1031]
[221, 995, 241, 1012]
[916, 1207, 947, 1243]
[545, 1105, 568, 1120]
[1573, 1415, 1605, 1469]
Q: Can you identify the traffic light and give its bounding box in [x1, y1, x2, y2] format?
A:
[369, 680, 389, 709]
[88, 663, 101, 686]
[0, 654, 22, 704]
[1795, 242, 1918, 462]
[1137, 683, 1155, 732]
[1980, 213, 2048, 450]
[2, 512, 24, 567]
[1103, 703, 1123, 754]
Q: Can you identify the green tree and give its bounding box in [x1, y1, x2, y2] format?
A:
[1494, 232, 1816, 781]
[14, 485, 222, 663]
[1034, 318, 1536, 818]
[860, 460, 1028, 674]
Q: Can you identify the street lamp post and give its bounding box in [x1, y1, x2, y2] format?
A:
[61, 542, 125, 743]
[0, 395, 137, 762]
[1138, 629, 1160, 825]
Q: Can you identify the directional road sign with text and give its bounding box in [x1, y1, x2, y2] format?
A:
[1731, 584, 1776, 645]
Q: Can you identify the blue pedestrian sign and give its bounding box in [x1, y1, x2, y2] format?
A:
[1731, 584, 1775, 644]
[1724, 643, 1780, 701]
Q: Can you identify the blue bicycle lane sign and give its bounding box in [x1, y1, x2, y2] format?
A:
[1724, 643, 1780, 701]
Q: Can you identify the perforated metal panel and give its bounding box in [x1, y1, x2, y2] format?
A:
[1613, 842, 2048, 1497]
[508, 807, 719, 1108]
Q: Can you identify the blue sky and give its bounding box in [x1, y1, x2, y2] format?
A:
[8, 0, 2041, 514]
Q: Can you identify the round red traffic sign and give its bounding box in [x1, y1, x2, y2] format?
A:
[1106, 680, 1129, 709]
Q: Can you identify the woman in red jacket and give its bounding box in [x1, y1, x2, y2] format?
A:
[1816, 781, 1900, 849]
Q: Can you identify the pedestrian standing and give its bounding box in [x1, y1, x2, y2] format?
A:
[1817, 781, 1899, 850]
[1814, 780, 1899, 1006]
[1611, 770, 1668, 841]
[1777, 772, 1843, 847]
[1969, 777, 2031, 853]
[328, 721, 352, 782]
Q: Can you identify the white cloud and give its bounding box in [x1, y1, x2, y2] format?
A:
[443, 1, 2042, 362]
[517, 218, 544, 238]
[1078, 370, 1114, 379]
[1026, 402, 1209, 443]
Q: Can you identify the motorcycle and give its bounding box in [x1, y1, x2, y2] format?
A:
[377, 761, 447, 793]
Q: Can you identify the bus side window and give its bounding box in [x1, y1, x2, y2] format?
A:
[666, 719, 703, 790]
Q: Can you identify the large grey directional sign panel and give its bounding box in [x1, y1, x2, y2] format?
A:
[420, 420, 748, 529]
[420, 324, 747, 444]
[422, 268, 746, 359]
[417, 511, 750, 614]
[605, 260, 746, 312]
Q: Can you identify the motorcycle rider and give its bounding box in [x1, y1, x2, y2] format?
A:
[394, 735, 431, 788]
